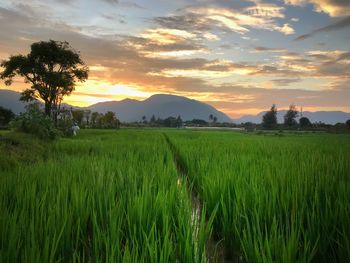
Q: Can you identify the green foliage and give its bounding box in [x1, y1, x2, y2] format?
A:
[187, 119, 208, 126]
[346, 119, 350, 129]
[284, 104, 299, 127]
[0, 106, 15, 127]
[102, 111, 120, 128]
[71, 109, 84, 126]
[90, 111, 120, 129]
[10, 103, 60, 140]
[262, 104, 277, 129]
[299, 116, 311, 128]
[0, 40, 88, 119]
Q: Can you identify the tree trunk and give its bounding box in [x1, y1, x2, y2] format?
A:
[44, 101, 52, 117]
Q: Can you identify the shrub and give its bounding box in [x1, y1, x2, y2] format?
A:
[10, 103, 60, 140]
[299, 117, 311, 128]
[0, 106, 15, 128]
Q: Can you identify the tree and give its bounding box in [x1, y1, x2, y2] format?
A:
[0, 106, 15, 126]
[213, 116, 217, 123]
[299, 117, 311, 128]
[142, 115, 147, 124]
[10, 103, 59, 140]
[164, 117, 177, 127]
[101, 111, 120, 129]
[346, 119, 350, 129]
[284, 104, 298, 127]
[190, 119, 208, 126]
[91, 112, 102, 127]
[176, 115, 183, 128]
[0, 40, 88, 122]
[83, 110, 91, 126]
[209, 114, 213, 122]
[72, 109, 84, 126]
[262, 104, 277, 129]
[150, 115, 156, 124]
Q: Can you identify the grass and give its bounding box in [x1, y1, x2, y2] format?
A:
[0, 130, 212, 262]
[0, 132, 46, 171]
[0, 129, 349, 262]
[167, 130, 350, 262]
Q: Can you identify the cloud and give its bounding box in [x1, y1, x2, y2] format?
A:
[253, 46, 287, 53]
[270, 78, 301, 86]
[186, 6, 293, 35]
[295, 16, 350, 40]
[0, 3, 349, 117]
[276, 23, 295, 35]
[154, 15, 211, 31]
[122, 29, 208, 58]
[154, 3, 294, 36]
[244, 2, 285, 18]
[284, 0, 350, 16]
[102, 0, 119, 3]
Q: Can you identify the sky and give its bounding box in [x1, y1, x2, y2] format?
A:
[0, 0, 350, 118]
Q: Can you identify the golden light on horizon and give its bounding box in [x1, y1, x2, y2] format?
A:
[63, 80, 154, 107]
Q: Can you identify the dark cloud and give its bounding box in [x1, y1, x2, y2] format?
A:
[253, 46, 286, 52]
[249, 65, 303, 77]
[101, 0, 144, 9]
[270, 78, 301, 86]
[101, 14, 125, 23]
[102, 0, 119, 4]
[295, 16, 350, 40]
[154, 15, 211, 31]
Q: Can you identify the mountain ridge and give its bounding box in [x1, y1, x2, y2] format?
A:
[0, 90, 232, 122]
[1, 89, 349, 124]
[88, 93, 232, 122]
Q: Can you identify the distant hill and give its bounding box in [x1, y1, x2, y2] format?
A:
[88, 94, 232, 122]
[0, 90, 231, 122]
[234, 110, 350, 125]
[0, 89, 28, 114]
[2, 89, 349, 124]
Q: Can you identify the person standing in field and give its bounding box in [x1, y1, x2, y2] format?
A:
[72, 123, 80, 136]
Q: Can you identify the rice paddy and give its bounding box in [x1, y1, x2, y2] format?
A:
[1, 129, 349, 262]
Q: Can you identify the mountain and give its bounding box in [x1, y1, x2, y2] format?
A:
[88, 94, 232, 122]
[2, 89, 349, 124]
[0, 90, 231, 122]
[234, 110, 350, 125]
[0, 89, 29, 114]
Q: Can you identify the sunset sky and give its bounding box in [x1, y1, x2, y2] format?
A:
[0, 0, 349, 118]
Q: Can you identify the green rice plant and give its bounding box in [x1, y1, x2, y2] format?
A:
[167, 130, 350, 262]
[0, 129, 212, 262]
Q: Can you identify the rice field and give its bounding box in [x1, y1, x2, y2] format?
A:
[1, 129, 349, 262]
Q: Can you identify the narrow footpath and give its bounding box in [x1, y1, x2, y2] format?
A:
[163, 133, 226, 262]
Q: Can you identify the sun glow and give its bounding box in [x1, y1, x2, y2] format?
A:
[63, 80, 153, 107]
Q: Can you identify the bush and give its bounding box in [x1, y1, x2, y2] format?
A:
[299, 117, 311, 128]
[0, 106, 15, 128]
[10, 103, 60, 140]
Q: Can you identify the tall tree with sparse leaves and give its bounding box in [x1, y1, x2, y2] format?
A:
[284, 104, 298, 127]
[262, 104, 278, 129]
[0, 40, 88, 123]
